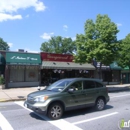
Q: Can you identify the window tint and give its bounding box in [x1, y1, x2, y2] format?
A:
[95, 82, 103, 88]
[47, 79, 72, 92]
[84, 81, 95, 89]
[69, 81, 82, 91]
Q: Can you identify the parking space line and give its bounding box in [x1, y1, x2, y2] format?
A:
[111, 94, 130, 98]
[15, 101, 82, 130]
[0, 112, 14, 130]
[72, 112, 118, 125]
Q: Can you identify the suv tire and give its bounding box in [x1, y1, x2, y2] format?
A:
[48, 103, 63, 120]
[95, 98, 105, 111]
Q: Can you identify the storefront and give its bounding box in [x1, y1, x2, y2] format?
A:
[94, 62, 121, 85]
[5, 52, 41, 88]
[110, 61, 121, 84]
[41, 52, 95, 85]
[121, 66, 130, 84]
[94, 62, 112, 83]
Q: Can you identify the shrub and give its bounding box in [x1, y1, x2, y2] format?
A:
[0, 76, 5, 85]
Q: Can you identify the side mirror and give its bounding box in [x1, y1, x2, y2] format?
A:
[68, 88, 75, 93]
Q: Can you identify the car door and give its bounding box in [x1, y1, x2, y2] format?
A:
[63, 80, 85, 107]
[95, 81, 108, 97]
[83, 80, 97, 105]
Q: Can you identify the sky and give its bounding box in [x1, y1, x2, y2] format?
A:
[0, 0, 130, 53]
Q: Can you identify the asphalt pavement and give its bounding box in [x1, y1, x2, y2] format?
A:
[0, 84, 130, 102]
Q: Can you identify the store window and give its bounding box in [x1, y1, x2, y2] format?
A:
[112, 70, 120, 82]
[9, 66, 24, 82]
[102, 71, 112, 82]
[25, 66, 39, 82]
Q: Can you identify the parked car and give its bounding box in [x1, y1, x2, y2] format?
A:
[24, 78, 110, 120]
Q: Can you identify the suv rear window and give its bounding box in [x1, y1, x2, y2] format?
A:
[84, 81, 95, 89]
[95, 82, 103, 88]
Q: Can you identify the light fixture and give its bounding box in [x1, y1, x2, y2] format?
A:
[58, 70, 61, 73]
[79, 70, 82, 73]
[53, 70, 57, 73]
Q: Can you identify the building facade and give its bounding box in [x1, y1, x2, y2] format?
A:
[40, 52, 95, 85]
[121, 66, 130, 84]
[94, 61, 121, 84]
[5, 51, 41, 88]
[1, 50, 123, 87]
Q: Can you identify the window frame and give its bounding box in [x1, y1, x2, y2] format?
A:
[68, 80, 83, 91]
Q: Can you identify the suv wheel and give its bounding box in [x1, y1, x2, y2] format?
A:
[95, 98, 105, 111]
[48, 103, 63, 120]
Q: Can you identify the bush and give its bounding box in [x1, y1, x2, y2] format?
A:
[0, 76, 5, 85]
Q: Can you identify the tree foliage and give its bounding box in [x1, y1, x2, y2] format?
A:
[0, 38, 9, 50]
[117, 34, 130, 68]
[40, 36, 76, 54]
[74, 14, 119, 65]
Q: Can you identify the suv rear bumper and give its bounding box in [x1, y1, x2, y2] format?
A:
[106, 96, 110, 103]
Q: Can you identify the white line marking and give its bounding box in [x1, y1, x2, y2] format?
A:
[0, 112, 14, 130]
[49, 119, 82, 130]
[15, 101, 82, 130]
[72, 112, 118, 125]
[111, 94, 130, 98]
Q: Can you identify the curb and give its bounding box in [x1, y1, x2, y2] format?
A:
[108, 87, 130, 93]
[0, 98, 26, 102]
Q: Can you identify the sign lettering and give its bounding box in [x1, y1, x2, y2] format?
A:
[11, 56, 37, 61]
[41, 53, 74, 62]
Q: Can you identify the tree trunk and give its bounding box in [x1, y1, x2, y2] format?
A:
[99, 62, 102, 80]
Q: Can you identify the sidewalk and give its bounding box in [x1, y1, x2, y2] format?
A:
[0, 84, 130, 102]
[0, 86, 46, 102]
[107, 84, 130, 92]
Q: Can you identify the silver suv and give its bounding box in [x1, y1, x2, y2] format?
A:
[24, 78, 110, 120]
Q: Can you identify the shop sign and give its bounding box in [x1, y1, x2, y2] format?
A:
[29, 72, 36, 78]
[11, 56, 38, 61]
[96, 62, 110, 70]
[41, 52, 73, 62]
[6, 52, 41, 65]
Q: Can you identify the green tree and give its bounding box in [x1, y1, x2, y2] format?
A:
[74, 14, 119, 78]
[117, 34, 130, 69]
[40, 36, 76, 54]
[0, 38, 9, 50]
